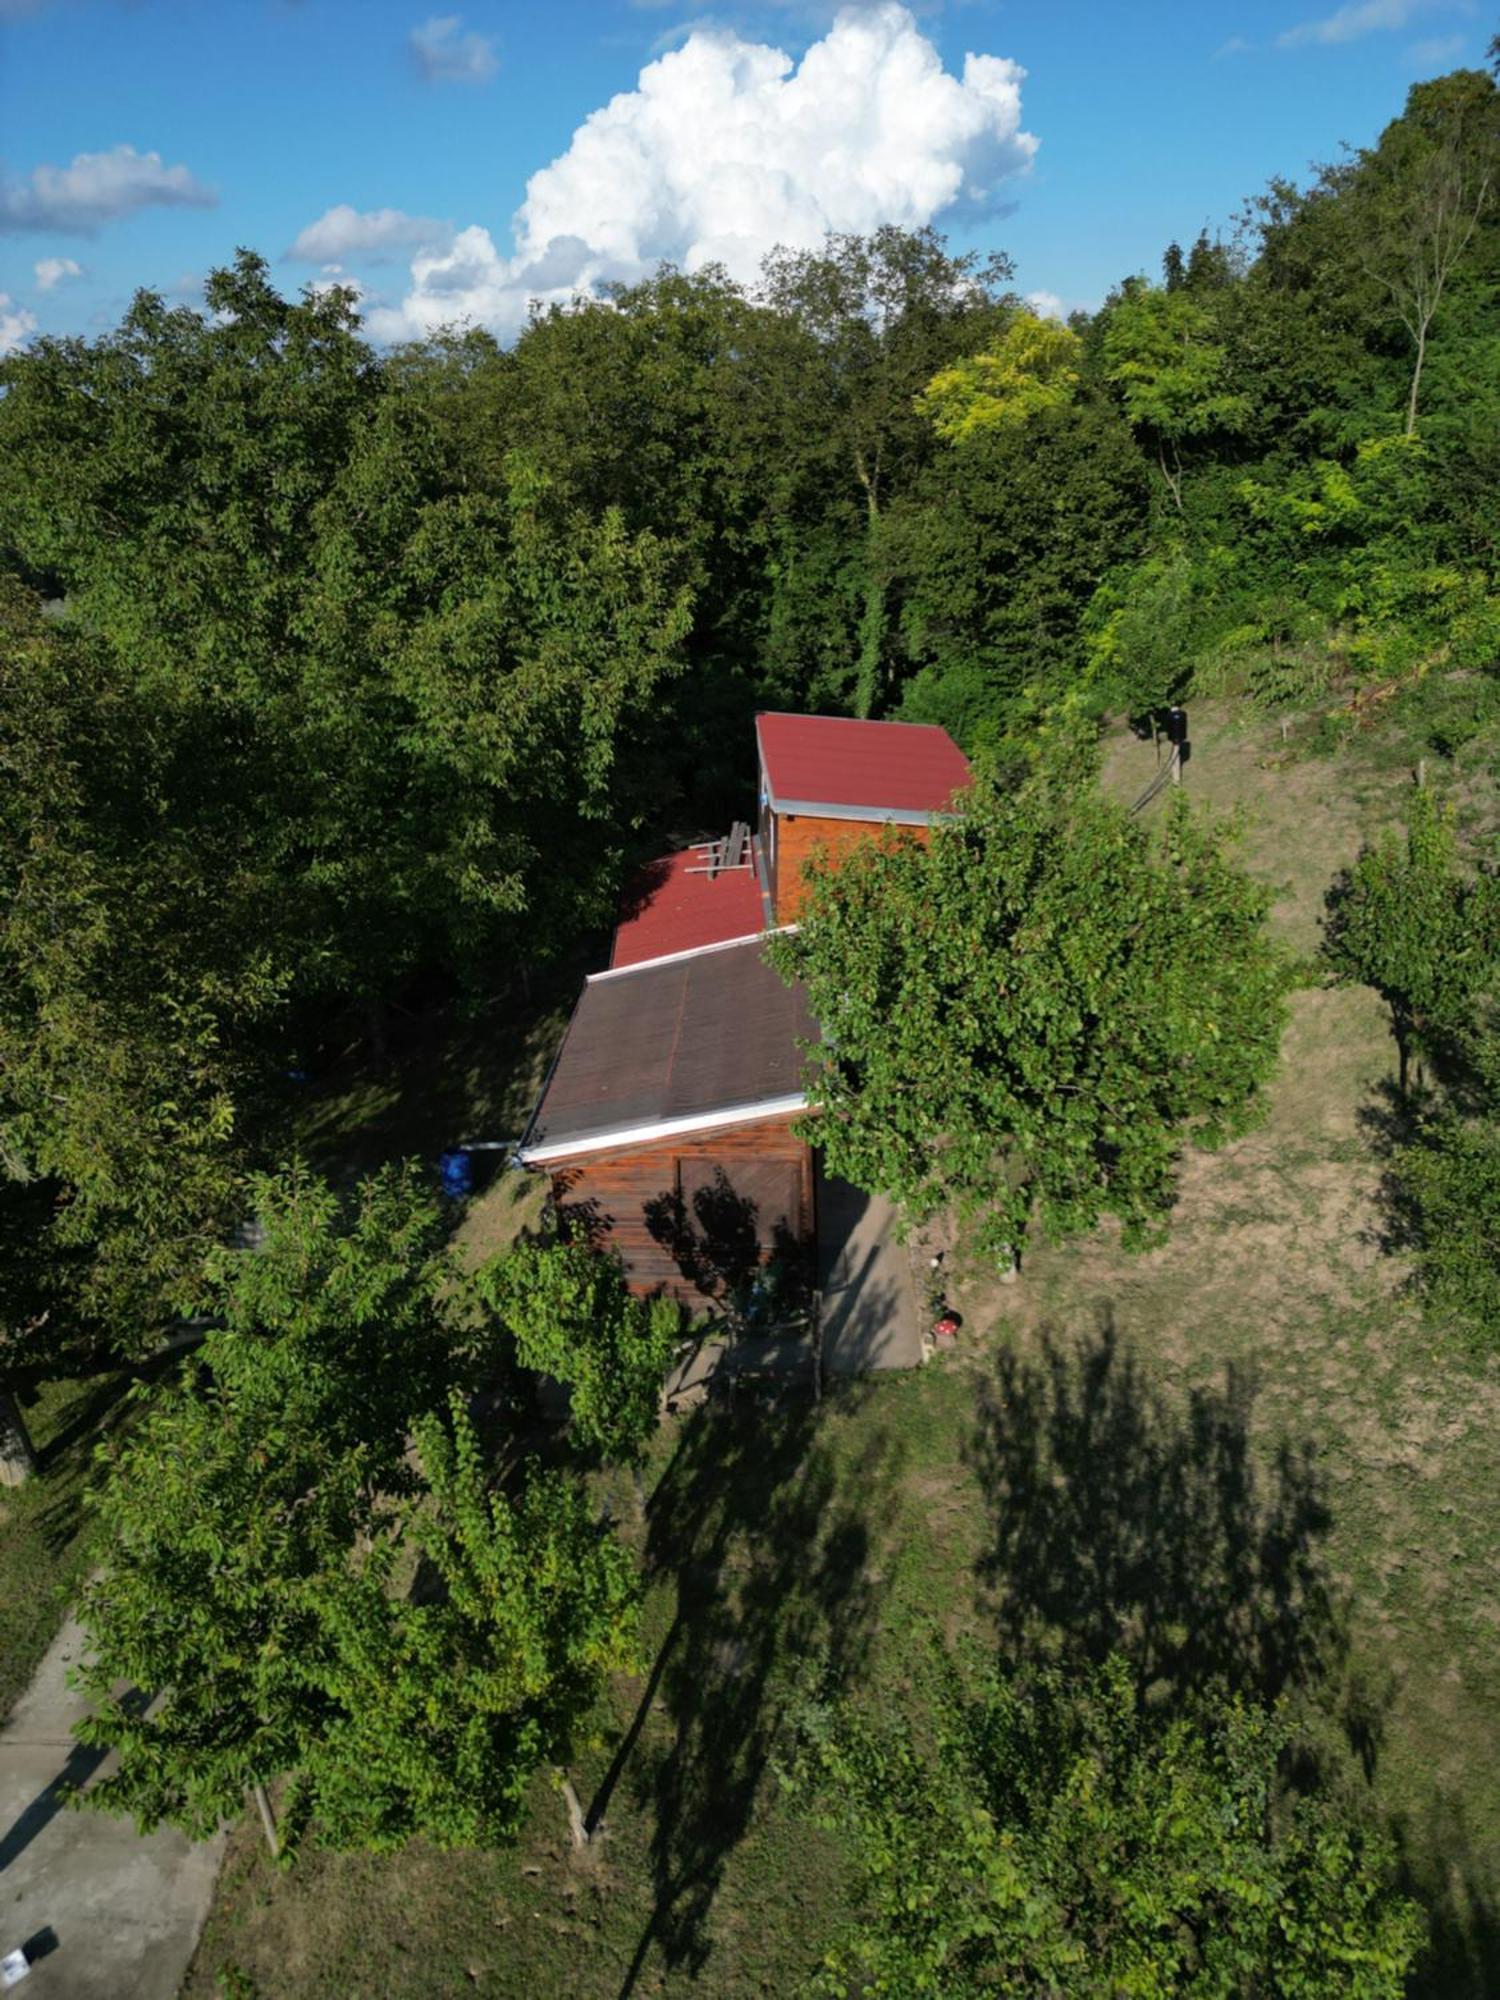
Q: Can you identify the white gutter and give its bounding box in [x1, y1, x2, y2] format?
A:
[767, 796, 951, 826]
[590, 924, 798, 984]
[519, 1092, 810, 1167]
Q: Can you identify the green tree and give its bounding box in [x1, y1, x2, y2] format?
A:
[888, 401, 1145, 745]
[404, 266, 781, 826]
[1101, 285, 1249, 511]
[1323, 785, 1500, 1095]
[74, 1162, 636, 1856]
[758, 227, 1015, 716]
[1393, 1090, 1500, 1349]
[0, 254, 694, 1031]
[0, 579, 272, 1346]
[794, 1649, 1425, 1997]
[771, 749, 1290, 1265]
[915, 311, 1082, 442]
[270, 1394, 636, 1854]
[476, 1239, 679, 1465]
[1339, 70, 1498, 435]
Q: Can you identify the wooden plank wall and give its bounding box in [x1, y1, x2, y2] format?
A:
[547, 1115, 815, 1304]
[773, 815, 932, 922]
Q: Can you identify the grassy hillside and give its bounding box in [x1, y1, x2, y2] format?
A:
[187, 703, 1500, 1999]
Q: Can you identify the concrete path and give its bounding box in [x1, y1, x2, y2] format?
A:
[816, 1172, 923, 1374]
[0, 1616, 222, 2000]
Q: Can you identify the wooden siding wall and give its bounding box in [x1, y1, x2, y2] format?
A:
[772, 814, 933, 922]
[547, 1115, 815, 1304]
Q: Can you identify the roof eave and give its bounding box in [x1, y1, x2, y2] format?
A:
[519, 1092, 811, 1167]
[766, 795, 956, 825]
[593, 924, 796, 985]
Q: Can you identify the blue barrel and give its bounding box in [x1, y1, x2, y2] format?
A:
[439, 1148, 473, 1199]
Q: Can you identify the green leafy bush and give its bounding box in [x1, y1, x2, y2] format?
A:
[794, 1648, 1425, 1998]
[1393, 1107, 1500, 1351]
[477, 1239, 679, 1465]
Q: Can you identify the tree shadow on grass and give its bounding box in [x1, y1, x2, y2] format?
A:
[1394, 1797, 1500, 2000]
[967, 1315, 1341, 1710]
[614, 1390, 897, 1997]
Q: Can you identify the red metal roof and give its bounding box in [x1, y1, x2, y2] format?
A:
[609, 847, 766, 971]
[756, 713, 970, 818]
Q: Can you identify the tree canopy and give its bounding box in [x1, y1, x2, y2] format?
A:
[771, 749, 1291, 1263]
[477, 1239, 679, 1465]
[795, 1648, 1425, 1997]
[1323, 783, 1500, 1094]
[74, 1165, 639, 1857]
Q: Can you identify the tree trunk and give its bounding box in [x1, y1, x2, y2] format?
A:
[1405, 318, 1429, 438]
[1158, 442, 1185, 514]
[0, 1387, 37, 1486]
[853, 484, 885, 720]
[559, 1770, 590, 1849]
[250, 1779, 280, 1859]
[363, 996, 389, 1068]
[854, 573, 886, 720]
[811, 1288, 823, 1405]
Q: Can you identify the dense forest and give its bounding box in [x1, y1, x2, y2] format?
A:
[2, 51, 1499, 1999]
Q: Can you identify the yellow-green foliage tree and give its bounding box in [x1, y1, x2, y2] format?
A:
[794, 1650, 1425, 1997]
[916, 311, 1083, 442]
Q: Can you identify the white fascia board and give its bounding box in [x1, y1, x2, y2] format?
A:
[589, 925, 798, 984]
[768, 796, 945, 826]
[519, 1092, 810, 1167]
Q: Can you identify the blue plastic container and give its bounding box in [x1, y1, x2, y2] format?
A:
[439, 1148, 473, 1199]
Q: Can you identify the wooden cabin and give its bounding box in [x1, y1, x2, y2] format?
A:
[517, 713, 969, 1306]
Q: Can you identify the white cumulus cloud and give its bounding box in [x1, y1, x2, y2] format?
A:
[0, 144, 215, 233]
[369, 3, 1037, 345]
[0, 293, 38, 354]
[288, 204, 453, 263]
[1025, 289, 1065, 320]
[1278, 0, 1445, 49]
[410, 14, 499, 84]
[34, 254, 84, 289]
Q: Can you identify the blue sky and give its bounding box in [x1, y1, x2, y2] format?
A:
[0, 0, 1488, 351]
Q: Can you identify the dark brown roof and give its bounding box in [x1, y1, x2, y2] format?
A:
[521, 939, 816, 1159]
